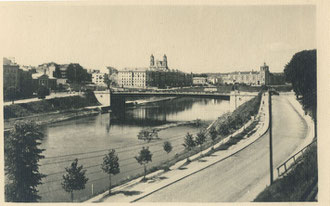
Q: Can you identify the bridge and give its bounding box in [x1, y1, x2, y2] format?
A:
[94, 90, 258, 111]
[111, 90, 258, 98]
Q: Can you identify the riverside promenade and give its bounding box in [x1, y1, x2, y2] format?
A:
[3, 92, 81, 106]
[86, 93, 270, 202]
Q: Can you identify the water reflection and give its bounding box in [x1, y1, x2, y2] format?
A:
[38, 97, 229, 202]
[109, 97, 228, 127]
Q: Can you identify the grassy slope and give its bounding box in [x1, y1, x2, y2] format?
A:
[4, 92, 100, 119]
[254, 142, 317, 202]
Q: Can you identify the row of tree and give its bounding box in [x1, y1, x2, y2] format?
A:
[5, 85, 50, 104]
[4, 121, 174, 202]
[283, 49, 317, 121]
[60, 145, 158, 201]
[182, 128, 217, 157]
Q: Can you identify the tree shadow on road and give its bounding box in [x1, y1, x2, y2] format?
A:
[95, 190, 142, 202]
[147, 176, 168, 184]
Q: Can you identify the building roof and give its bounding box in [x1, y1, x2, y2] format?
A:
[32, 73, 56, 79]
[120, 67, 149, 72]
[3, 57, 18, 66]
[218, 71, 259, 75]
[32, 73, 44, 79]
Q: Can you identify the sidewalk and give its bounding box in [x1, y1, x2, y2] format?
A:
[284, 92, 315, 153]
[238, 92, 316, 202]
[86, 93, 270, 203]
[3, 92, 82, 106]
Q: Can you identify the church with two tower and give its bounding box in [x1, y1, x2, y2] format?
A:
[149, 54, 168, 71]
[117, 54, 193, 88]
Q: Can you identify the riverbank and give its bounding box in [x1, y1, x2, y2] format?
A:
[86, 92, 267, 202]
[4, 92, 99, 119]
[4, 108, 100, 132]
[4, 94, 179, 132]
[3, 92, 100, 131]
[126, 96, 176, 105]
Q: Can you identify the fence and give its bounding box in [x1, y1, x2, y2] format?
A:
[276, 139, 317, 177]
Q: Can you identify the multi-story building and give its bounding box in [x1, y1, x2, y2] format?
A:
[193, 77, 207, 85]
[207, 76, 219, 85]
[218, 63, 270, 86]
[3, 57, 20, 89]
[117, 55, 193, 88]
[38, 62, 57, 78]
[3, 57, 33, 98]
[118, 68, 147, 88]
[91, 71, 108, 87]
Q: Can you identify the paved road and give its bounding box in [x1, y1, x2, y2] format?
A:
[4, 92, 81, 106]
[140, 95, 308, 202]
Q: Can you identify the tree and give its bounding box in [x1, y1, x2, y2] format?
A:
[37, 85, 49, 99]
[104, 74, 111, 89]
[209, 126, 218, 144]
[195, 130, 207, 155]
[217, 120, 230, 136]
[101, 149, 120, 195]
[195, 119, 202, 127]
[137, 128, 158, 142]
[183, 132, 196, 151]
[163, 141, 173, 154]
[5, 86, 20, 104]
[66, 63, 90, 83]
[62, 159, 89, 202]
[284, 49, 316, 121]
[135, 147, 152, 181]
[58, 83, 64, 92]
[4, 121, 45, 202]
[162, 141, 172, 171]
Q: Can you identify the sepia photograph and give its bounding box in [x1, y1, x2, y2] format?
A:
[1, 1, 328, 204]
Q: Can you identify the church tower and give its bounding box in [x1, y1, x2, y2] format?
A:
[163, 54, 168, 69]
[150, 54, 155, 67]
[260, 62, 270, 85]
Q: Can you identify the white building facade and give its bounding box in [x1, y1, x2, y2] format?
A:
[218, 63, 270, 86]
[92, 71, 107, 87]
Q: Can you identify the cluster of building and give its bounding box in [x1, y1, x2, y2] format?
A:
[3, 57, 34, 98]
[195, 63, 285, 86]
[3, 54, 285, 101]
[117, 55, 284, 89]
[3, 57, 113, 100]
[117, 55, 193, 89]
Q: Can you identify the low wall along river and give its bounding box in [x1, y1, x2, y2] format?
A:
[37, 96, 232, 202]
[4, 91, 255, 202]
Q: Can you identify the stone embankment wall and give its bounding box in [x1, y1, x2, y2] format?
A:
[229, 91, 258, 112]
[93, 90, 111, 106]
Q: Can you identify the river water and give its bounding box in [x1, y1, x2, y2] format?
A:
[37, 97, 230, 202]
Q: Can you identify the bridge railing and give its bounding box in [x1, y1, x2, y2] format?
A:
[276, 139, 317, 177]
[112, 90, 258, 96]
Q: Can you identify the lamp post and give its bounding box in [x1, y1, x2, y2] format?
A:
[268, 89, 274, 185]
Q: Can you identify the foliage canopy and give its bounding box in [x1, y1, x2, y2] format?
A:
[62, 159, 89, 202]
[4, 121, 45, 202]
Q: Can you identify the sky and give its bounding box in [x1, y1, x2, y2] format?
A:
[0, 3, 316, 73]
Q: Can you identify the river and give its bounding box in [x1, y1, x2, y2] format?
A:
[37, 97, 230, 202]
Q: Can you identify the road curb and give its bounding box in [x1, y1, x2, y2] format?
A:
[129, 94, 269, 202]
[86, 93, 269, 203]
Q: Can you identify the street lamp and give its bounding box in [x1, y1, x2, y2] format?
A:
[268, 88, 279, 185]
[268, 89, 274, 185]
